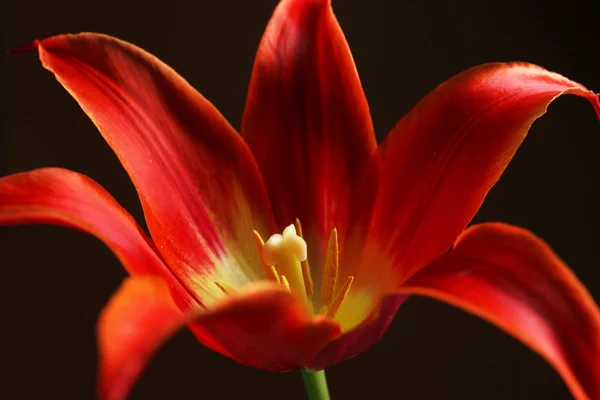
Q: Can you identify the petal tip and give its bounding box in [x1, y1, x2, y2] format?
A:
[7, 39, 40, 56]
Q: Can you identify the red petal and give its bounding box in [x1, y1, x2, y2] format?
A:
[98, 276, 185, 400]
[369, 63, 599, 283]
[242, 0, 377, 267]
[36, 34, 276, 302]
[0, 168, 193, 308]
[307, 293, 407, 369]
[399, 223, 600, 400]
[98, 278, 340, 400]
[187, 282, 341, 371]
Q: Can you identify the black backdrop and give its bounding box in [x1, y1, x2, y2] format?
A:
[2, 0, 599, 399]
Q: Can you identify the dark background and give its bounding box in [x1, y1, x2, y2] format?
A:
[2, 0, 599, 399]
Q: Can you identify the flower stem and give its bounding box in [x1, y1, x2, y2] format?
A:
[300, 368, 331, 400]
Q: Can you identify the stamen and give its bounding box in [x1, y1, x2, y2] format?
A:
[294, 218, 314, 298]
[253, 230, 280, 283]
[321, 228, 339, 307]
[215, 281, 236, 296]
[326, 276, 354, 317]
[257, 223, 351, 317]
[268, 265, 280, 284]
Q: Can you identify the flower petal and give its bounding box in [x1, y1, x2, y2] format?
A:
[187, 281, 341, 371]
[0, 168, 193, 308]
[369, 63, 599, 283]
[36, 33, 276, 303]
[242, 0, 377, 272]
[399, 223, 600, 400]
[97, 276, 185, 400]
[98, 278, 341, 400]
[307, 293, 407, 370]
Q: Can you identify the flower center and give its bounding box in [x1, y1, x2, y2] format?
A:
[261, 223, 309, 302]
[215, 219, 354, 318]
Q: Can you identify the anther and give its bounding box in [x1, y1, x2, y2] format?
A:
[253, 230, 280, 283]
[294, 218, 314, 298]
[326, 276, 354, 317]
[321, 228, 339, 307]
[215, 281, 236, 296]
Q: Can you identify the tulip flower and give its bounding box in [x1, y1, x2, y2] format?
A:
[3, 0, 600, 399]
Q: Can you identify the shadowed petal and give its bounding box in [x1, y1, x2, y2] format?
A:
[308, 293, 407, 369]
[399, 223, 600, 400]
[98, 278, 340, 400]
[36, 33, 276, 303]
[0, 168, 193, 308]
[187, 282, 341, 371]
[242, 0, 377, 275]
[368, 63, 599, 284]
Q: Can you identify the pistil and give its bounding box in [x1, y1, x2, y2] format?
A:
[216, 220, 355, 319]
[262, 224, 308, 303]
[253, 230, 281, 283]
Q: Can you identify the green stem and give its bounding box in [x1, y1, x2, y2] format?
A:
[300, 368, 331, 400]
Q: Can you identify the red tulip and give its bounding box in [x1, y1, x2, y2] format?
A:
[3, 0, 600, 399]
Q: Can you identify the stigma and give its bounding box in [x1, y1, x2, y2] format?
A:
[261, 223, 308, 302]
[217, 220, 354, 318]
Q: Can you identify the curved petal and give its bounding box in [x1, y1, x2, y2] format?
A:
[98, 276, 185, 400]
[308, 293, 407, 370]
[399, 223, 600, 400]
[35, 33, 276, 303]
[241, 0, 377, 276]
[98, 278, 341, 400]
[0, 168, 193, 308]
[187, 281, 341, 371]
[368, 63, 599, 283]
